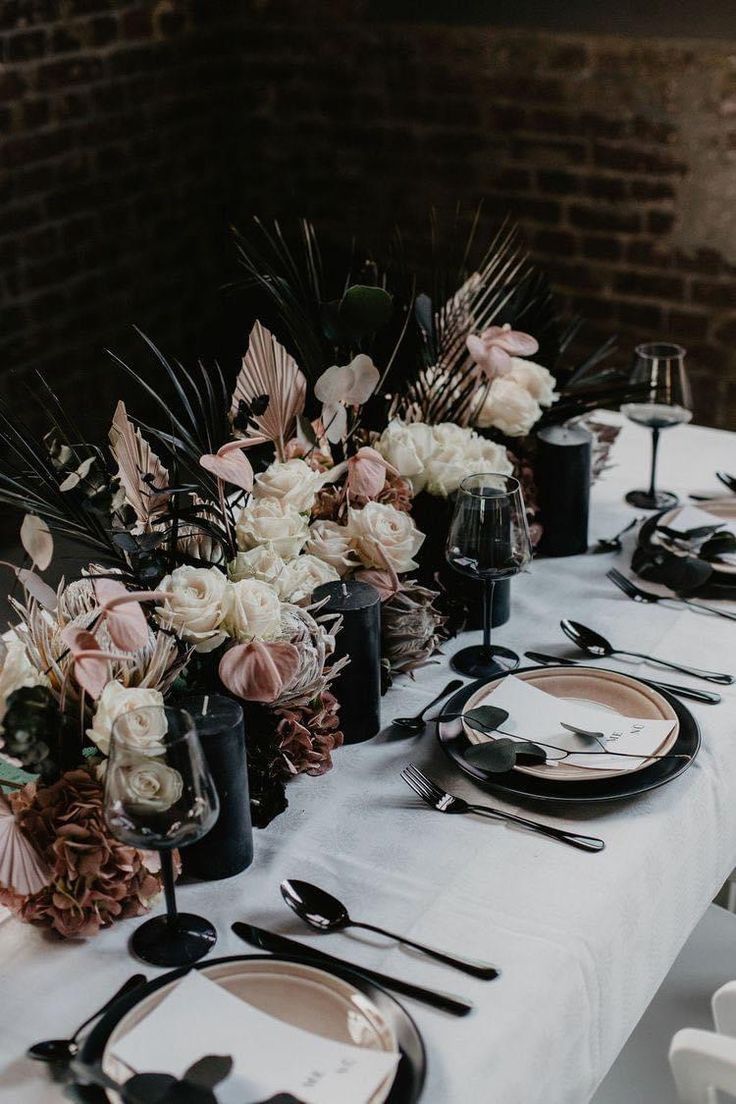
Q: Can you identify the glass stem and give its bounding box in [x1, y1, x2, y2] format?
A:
[648, 427, 660, 499]
[161, 850, 178, 925]
[482, 579, 495, 658]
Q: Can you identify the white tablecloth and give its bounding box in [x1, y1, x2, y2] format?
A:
[2, 419, 736, 1104]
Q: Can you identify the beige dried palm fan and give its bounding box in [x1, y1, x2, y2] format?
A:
[0, 793, 50, 896]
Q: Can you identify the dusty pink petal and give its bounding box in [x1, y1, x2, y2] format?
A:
[60, 627, 127, 700]
[219, 640, 300, 702]
[480, 325, 538, 356]
[347, 447, 397, 500]
[486, 345, 513, 377]
[94, 580, 169, 651]
[354, 565, 401, 601]
[200, 440, 255, 491]
[314, 363, 354, 404]
[315, 356, 379, 406]
[321, 402, 348, 445]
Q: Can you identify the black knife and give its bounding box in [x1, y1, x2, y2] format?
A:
[523, 651, 721, 705]
[231, 922, 474, 1017]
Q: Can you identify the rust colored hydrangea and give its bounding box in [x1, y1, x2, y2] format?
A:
[0, 768, 166, 939]
[275, 690, 344, 778]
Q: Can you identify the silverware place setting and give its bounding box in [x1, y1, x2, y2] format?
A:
[27, 974, 147, 1064]
[392, 680, 465, 734]
[560, 618, 734, 685]
[523, 651, 721, 705]
[607, 567, 736, 622]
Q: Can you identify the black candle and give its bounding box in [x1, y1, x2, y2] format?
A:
[536, 423, 593, 557]
[181, 695, 254, 881]
[312, 579, 381, 744]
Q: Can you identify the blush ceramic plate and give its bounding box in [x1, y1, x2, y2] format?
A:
[102, 958, 398, 1104]
[461, 666, 679, 782]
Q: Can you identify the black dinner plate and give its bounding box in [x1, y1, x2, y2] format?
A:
[73, 953, 426, 1104]
[638, 512, 736, 597]
[437, 666, 700, 804]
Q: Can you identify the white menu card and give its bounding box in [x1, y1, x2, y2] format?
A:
[469, 675, 676, 771]
[111, 970, 399, 1104]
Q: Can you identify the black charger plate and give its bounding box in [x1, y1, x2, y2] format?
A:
[73, 953, 425, 1104]
[437, 667, 700, 804]
[638, 512, 736, 597]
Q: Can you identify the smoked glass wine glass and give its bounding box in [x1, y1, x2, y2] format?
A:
[446, 473, 532, 678]
[104, 705, 219, 967]
[621, 342, 692, 510]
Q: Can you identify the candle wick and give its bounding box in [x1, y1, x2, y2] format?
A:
[341, 583, 348, 598]
[203, 695, 209, 716]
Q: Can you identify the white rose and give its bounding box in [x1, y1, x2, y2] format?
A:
[87, 681, 166, 757]
[155, 565, 228, 653]
[347, 501, 424, 573]
[375, 420, 435, 491]
[508, 357, 558, 407]
[431, 423, 473, 449]
[276, 554, 340, 605]
[469, 436, 514, 476]
[0, 634, 47, 729]
[424, 444, 472, 498]
[118, 759, 183, 812]
[223, 578, 282, 641]
[304, 520, 358, 575]
[228, 546, 286, 586]
[236, 498, 309, 561]
[475, 377, 543, 436]
[252, 458, 322, 513]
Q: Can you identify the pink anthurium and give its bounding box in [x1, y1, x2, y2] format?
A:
[314, 355, 379, 406]
[60, 626, 130, 700]
[199, 437, 267, 492]
[466, 324, 539, 380]
[94, 579, 172, 652]
[346, 447, 399, 501]
[218, 639, 300, 703]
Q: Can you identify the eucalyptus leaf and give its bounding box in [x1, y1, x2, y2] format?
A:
[121, 1072, 178, 1104]
[462, 705, 510, 735]
[339, 285, 393, 336]
[701, 531, 736, 561]
[182, 1055, 233, 1090]
[464, 738, 548, 774]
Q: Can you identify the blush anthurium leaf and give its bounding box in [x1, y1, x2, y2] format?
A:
[464, 738, 548, 774]
[462, 705, 510, 735]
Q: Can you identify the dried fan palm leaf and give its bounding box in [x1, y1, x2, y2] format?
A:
[0, 793, 50, 896]
[109, 401, 169, 531]
[231, 322, 307, 459]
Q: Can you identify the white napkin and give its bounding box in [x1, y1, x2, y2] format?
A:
[468, 675, 676, 772]
[110, 970, 399, 1104]
[663, 504, 736, 563]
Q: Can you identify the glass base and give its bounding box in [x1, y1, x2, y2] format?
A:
[625, 489, 679, 510]
[451, 645, 519, 679]
[130, 912, 217, 967]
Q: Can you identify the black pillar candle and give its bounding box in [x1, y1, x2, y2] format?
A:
[536, 423, 593, 557]
[312, 580, 381, 744]
[181, 695, 254, 881]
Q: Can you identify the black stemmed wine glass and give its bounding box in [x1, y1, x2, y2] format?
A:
[104, 705, 219, 967]
[446, 472, 532, 679]
[621, 342, 692, 510]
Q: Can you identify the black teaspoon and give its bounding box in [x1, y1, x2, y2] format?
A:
[392, 680, 464, 732]
[560, 619, 734, 685]
[280, 879, 498, 980]
[28, 974, 147, 1063]
[523, 652, 721, 705]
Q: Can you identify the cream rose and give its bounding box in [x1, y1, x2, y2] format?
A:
[475, 377, 542, 436]
[424, 444, 473, 498]
[118, 759, 183, 812]
[304, 520, 358, 575]
[347, 501, 424, 573]
[236, 498, 309, 561]
[87, 681, 166, 758]
[276, 554, 340, 605]
[228, 546, 286, 586]
[155, 565, 228, 652]
[508, 357, 558, 407]
[223, 578, 282, 641]
[252, 458, 322, 513]
[470, 437, 514, 475]
[0, 635, 47, 729]
[374, 420, 435, 491]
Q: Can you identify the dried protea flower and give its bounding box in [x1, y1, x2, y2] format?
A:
[11, 574, 186, 711]
[311, 483, 344, 522]
[271, 603, 348, 710]
[274, 690, 343, 778]
[0, 768, 169, 938]
[376, 471, 413, 513]
[381, 580, 447, 676]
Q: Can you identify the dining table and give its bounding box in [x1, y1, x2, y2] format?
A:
[1, 414, 735, 1104]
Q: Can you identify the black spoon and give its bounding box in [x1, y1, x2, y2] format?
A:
[27, 974, 147, 1063]
[594, 516, 640, 553]
[280, 879, 499, 980]
[560, 619, 734, 685]
[392, 680, 464, 732]
[523, 650, 721, 704]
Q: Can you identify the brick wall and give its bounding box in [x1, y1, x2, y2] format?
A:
[233, 8, 736, 428]
[4, 2, 736, 431]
